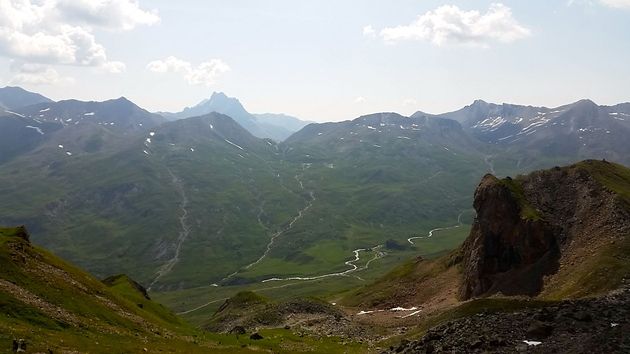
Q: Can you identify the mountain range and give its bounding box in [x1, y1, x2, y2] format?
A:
[0, 86, 628, 297]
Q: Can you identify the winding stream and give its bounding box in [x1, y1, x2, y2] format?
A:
[220, 174, 315, 283]
[407, 211, 464, 245]
[261, 244, 384, 283]
[148, 169, 191, 290]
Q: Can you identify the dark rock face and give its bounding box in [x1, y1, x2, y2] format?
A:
[459, 161, 630, 300]
[459, 175, 560, 300]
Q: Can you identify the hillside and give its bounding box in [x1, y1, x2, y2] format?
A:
[0, 226, 364, 353]
[0, 225, 222, 352]
[342, 160, 630, 351]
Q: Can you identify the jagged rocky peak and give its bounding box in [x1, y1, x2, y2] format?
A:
[459, 160, 630, 300]
[459, 174, 560, 300]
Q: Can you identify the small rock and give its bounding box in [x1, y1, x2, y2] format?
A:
[229, 326, 246, 335]
[250, 333, 263, 340]
[526, 321, 554, 339]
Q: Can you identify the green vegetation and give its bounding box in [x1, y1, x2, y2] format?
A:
[576, 160, 630, 210]
[499, 177, 543, 221]
[0, 226, 364, 353]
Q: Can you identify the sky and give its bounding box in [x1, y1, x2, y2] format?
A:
[0, 0, 629, 122]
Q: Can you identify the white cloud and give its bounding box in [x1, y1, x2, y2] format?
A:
[362, 25, 376, 37]
[147, 56, 230, 86]
[354, 96, 366, 104]
[9, 63, 74, 85]
[600, 0, 630, 9]
[378, 3, 530, 47]
[56, 0, 160, 31]
[102, 61, 126, 73]
[0, 0, 158, 71]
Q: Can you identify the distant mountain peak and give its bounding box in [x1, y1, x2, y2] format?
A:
[470, 99, 490, 108]
[0, 86, 53, 110]
[571, 98, 598, 108]
[109, 96, 135, 105]
[210, 91, 229, 100]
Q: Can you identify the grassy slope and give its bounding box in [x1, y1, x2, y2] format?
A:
[0, 227, 363, 353]
[540, 160, 630, 300]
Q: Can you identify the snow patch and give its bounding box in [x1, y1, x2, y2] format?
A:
[25, 126, 44, 135]
[224, 139, 244, 150]
[39, 108, 50, 112]
[390, 306, 418, 312]
[472, 116, 506, 131]
[357, 310, 384, 315]
[523, 340, 542, 346]
[65, 151, 72, 156]
[5, 110, 25, 117]
[83, 112, 95, 116]
[58, 144, 64, 149]
[149, 131, 155, 136]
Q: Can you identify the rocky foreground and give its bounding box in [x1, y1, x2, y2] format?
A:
[386, 285, 630, 354]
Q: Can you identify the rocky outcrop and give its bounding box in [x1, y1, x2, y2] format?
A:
[459, 175, 560, 300]
[386, 285, 630, 354]
[459, 160, 630, 300]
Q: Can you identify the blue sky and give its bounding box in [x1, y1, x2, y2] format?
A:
[1, 0, 629, 121]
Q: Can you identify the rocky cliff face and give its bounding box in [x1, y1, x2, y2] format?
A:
[459, 160, 630, 300]
[459, 175, 560, 300]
